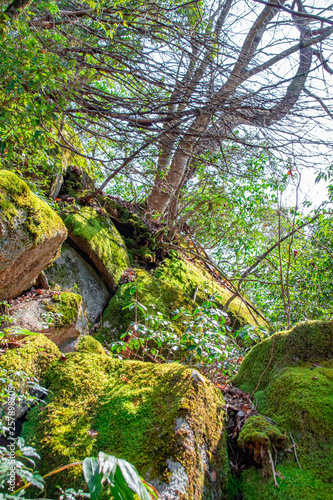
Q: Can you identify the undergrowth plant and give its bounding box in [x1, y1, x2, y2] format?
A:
[110, 286, 267, 377]
[0, 368, 48, 436]
[0, 442, 159, 500]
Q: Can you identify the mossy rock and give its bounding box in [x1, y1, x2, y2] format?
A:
[0, 170, 67, 300]
[50, 125, 95, 198]
[0, 335, 61, 418]
[155, 253, 269, 330]
[238, 415, 287, 452]
[22, 336, 229, 499]
[45, 243, 109, 323]
[0, 334, 61, 379]
[45, 292, 83, 328]
[238, 415, 287, 473]
[97, 268, 195, 343]
[64, 206, 130, 291]
[233, 320, 333, 499]
[9, 292, 88, 352]
[58, 165, 95, 198]
[43, 292, 88, 350]
[232, 320, 333, 392]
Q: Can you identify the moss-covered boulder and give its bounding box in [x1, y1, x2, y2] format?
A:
[22, 336, 229, 499]
[155, 253, 269, 330]
[0, 334, 61, 379]
[57, 165, 95, 198]
[0, 335, 61, 418]
[233, 320, 333, 499]
[64, 207, 130, 291]
[45, 243, 109, 323]
[99, 255, 269, 346]
[233, 320, 333, 392]
[97, 268, 195, 343]
[0, 170, 67, 300]
[9, 292, 88, 351]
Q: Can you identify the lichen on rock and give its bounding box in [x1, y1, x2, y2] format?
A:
[0, 170, 67, 300]
[64, 206, 130, 291]
[22, 336, 229, 499]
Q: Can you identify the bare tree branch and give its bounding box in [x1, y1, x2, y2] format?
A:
[253, 0, 333, 26]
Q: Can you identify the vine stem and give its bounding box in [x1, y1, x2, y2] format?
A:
[12, 462, 83, 495]
[250, 336, 275, 397]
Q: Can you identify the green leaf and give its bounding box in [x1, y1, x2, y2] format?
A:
[136, 302, 147, 313]
[186, 345, 197, 351]
[7, 328, 38, 336]
[83, 453, 157, 500]
[6, 80, 16, 92]
[83, 457, 103, 500]
[117, 459, 152, 500]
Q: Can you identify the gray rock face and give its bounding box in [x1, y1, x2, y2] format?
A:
[45, 243, 109, 323]
[9, 293, 88, 352]
[151, 418, 217, 500]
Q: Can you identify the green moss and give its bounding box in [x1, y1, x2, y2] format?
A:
[155, 253, 268, 330]
[96, 269, 194, 343]
[241, 462, 333, 500]
[264, 362, 333, 439]
[64, 207, 130, 288]
[233, 321, 333, 499]
[126, 243, 156, 264]
[22, 337, 228, 498]
[75, 334, 106, 356]
[232, 320, 333, 393]
[100, 197, 156, 251]
[0, 334, 61, 381]
[99, 196, 158, 265]
[155, 254, 220, 303]
[238, 415, 287, 451]
[44, 292, 82, 327]
[0, 170, 66, 243]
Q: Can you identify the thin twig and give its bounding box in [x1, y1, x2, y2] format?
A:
[263, 415, 279, 426]
[268, 449, 279, 488]
[290, 432, 302, 469]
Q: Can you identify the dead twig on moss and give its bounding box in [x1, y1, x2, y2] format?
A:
[290, 432, 302, 469]
[268, 449, 279, 487]
[263, 415, 279, 426]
